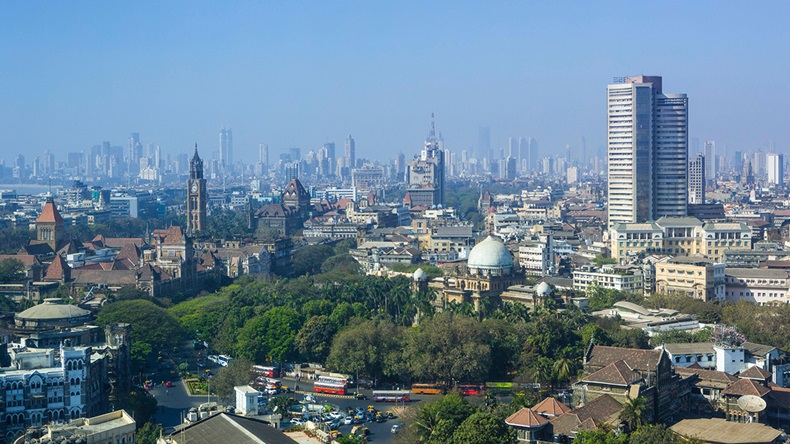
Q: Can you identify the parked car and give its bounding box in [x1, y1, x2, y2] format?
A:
[165, 381, 173, 388]
[344, 417, 353, 425]
[391, 424, 402, 434]
[290, 418, 304, 425]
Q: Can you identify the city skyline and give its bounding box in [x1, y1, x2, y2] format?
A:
[1, 2, 789, 165]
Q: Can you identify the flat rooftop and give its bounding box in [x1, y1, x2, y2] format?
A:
[670, 418, 782, 444]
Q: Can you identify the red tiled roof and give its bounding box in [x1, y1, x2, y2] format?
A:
[740, 366, 772, 380]
[549, 394, 623, 437]
[116, 242, 142, 266]
[505, 408, 549, 428]
[532, 397, 572, 417]
[0, 254, 41, 267]
[586, 345, 664, 373]
[36, 199, 65, 224]
[43, 255, 68, 281]
[162, 226, 185, 244]
[581, 360, 642, 386]
[722, 378, 771, 397]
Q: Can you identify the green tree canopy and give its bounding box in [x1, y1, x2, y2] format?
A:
[96, 299, 184, 362]
[451, 412, 512, 444]
[411, 393, 476, 444]
[210, 357, 254, 401]
[295, 315, 337, 362]
[404, 312, 491, 384]
[235, 307, 303, 363]
[325, 318, 404, 381]
[0, 258, 25, 283]
[627, 424, 679, 444]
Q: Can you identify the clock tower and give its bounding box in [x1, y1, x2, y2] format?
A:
[187, 144, 207, 234]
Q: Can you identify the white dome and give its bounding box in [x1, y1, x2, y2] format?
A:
[467, 235, 513, 275]
[536, 282, 552, 296]
[413, 268, 428, 281]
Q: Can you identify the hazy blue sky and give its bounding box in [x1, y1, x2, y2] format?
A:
[1, 1, 788, 165]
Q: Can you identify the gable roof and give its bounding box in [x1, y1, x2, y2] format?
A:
[549, 394, 623, 437]
[675, 366, 738, 387]
[581, 360, 642, 386]
[531, 397, 572, 417]
[739, 366, 772, 381]
[0, 254, 41, 267]
[586, 345, 664, 373]
[161, 226, 185, 245]
[116, 242, 142, 267]
[167, 412, 299, 444]
[43, 255, 69, 281]
[18, 242, 55, 256]
[505, 407, 549, 428]
[721, 378, 771, 398]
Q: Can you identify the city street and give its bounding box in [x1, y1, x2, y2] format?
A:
[148, 344, 436, 442]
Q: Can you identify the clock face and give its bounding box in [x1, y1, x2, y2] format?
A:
[191, 184, 198, 193]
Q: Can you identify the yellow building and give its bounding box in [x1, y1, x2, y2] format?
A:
[654, 256, 725, 302]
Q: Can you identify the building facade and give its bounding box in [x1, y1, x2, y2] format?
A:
[611, 217, 751, 262]
[607, 76, 688, 226]
[688, 153, 706, 204]
[406, 116, 445, 208]
[654, 257, 725, 302]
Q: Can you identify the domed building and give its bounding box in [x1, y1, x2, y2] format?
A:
[15, 298, 92, 330]
[442, 235, 526, 311]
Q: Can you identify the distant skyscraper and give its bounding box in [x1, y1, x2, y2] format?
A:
[289, 147, 301, 162]
[734, 150, 744, 174]
[704, 141, 716, 184]
[344, 135, 356, 169]
[478, 126, 491, 161]
[607, 75, 688, 225]
[219, 128, 233, 169]
[767, 153, 784, 186]
[508, 137, 518, 159]
[527, 137, 538, 172]
[688, 153, 706, 204]
[259, 144, 269, 166]
[579, 136, 587, 166]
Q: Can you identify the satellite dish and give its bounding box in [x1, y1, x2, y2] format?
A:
[738, 395, 767, 413]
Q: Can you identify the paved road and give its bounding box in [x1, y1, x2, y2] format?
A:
[149, 345, 438, 442]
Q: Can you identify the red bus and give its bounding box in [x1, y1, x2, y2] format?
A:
[372, 390, 411, 402]
[457, 384, 485, 396]
[314, 381, 347, 395]
[251, 365, 281, 378]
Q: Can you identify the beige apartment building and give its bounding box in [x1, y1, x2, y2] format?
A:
[654, 256, 725, 302]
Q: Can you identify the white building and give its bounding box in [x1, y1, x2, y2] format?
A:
[767, 153, 784, 186]
[724, 268, 790, 305]
[688, 153, 705, 204]
[518, 235, 553, 276]
[607, 76, 688, 226]
[572, 265, 644, 293]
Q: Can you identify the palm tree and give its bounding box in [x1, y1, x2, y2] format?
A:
[553, 357, 574, 385]
[619, 396, 650, 432]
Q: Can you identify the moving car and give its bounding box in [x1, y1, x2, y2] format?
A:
[391, 424, 402, 434]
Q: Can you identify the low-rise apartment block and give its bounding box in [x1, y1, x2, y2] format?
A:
[654, 256, 725, 302]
